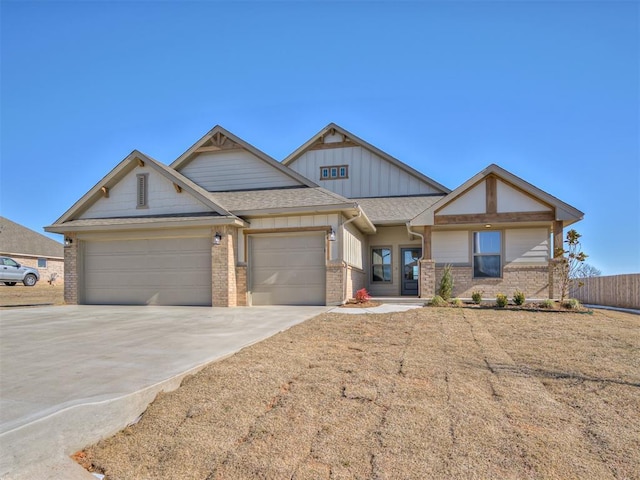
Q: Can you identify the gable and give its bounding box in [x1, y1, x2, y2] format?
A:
[437, 177, 551, 217]
[283, 123, 450, 198]
[411, 164, 583, 227]
[80, 164, 213, 219]
[171, 125, 314, 192]
[48, 151, 235, 228]
[178, 149, 302, 192]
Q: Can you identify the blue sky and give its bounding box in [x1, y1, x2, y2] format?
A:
[1, 1, 638, 275]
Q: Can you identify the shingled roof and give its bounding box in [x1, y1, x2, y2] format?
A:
[0, 217, 63, 258]
[355, 196, 444, 224]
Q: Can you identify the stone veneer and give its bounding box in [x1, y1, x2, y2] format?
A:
[419, 259, 436, 299]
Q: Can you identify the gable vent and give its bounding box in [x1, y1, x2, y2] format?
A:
[137, 174, 148, 208]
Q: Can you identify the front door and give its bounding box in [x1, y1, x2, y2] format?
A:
[401, 248, 421, 296]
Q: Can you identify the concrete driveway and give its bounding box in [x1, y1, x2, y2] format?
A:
[0, 305, 329, 479]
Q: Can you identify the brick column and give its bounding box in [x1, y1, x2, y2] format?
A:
[326, 261, 346, 306]
[419, 259, 436, 299]
[211, 226, 238, 307]
[235, 264, 247, 306]
[548, 257, 566, 300]
[63, 233, 79, 304]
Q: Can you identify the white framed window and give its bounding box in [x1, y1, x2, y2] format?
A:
[473, 231, 502, 278]
[38, 258, 47, 268]
[320, 165, 349, 180]
[137, 174, 148, 208]
[372, 247, 392, 282]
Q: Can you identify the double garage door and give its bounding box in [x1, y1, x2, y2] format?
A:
[82, 236, 212, 306]
[249, 233, 326, 306]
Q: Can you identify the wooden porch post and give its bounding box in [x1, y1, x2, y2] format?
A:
[423, 225, 432, 260]
[553, 220, 563, 257]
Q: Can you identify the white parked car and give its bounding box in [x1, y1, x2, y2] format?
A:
[0, 256, 40, 286]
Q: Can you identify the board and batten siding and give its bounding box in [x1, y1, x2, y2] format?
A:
[289, 146, 440, 198]
[343, 221, 364, 270]
[432, 231, 470, 264]
[80, 167, 211, 219]
[238, 213, 339, 262]
[505, 228, 549, 264]
[178, 150, 301, 192]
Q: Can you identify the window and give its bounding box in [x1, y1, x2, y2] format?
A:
[473, 231, 501, 278]
[38, 258, 47, 268]
[319, 165, 349, 180]
[137, 174, 148, 208]
[372, 247, 392, 282]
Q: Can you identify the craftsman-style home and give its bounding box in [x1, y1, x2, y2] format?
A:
[46, 123, 583, 306]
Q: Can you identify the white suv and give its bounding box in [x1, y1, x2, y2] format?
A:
[0, 257, 40, 286]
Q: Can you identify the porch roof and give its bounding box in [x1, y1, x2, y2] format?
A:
[356, 195, 444, 224]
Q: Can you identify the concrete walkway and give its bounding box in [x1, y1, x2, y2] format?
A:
[0, 305, 329, 479]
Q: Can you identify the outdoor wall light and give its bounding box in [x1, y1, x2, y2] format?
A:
[64, 237, 73, 246]
[328, 227, 336, 242]
[213, 232, 222, 246]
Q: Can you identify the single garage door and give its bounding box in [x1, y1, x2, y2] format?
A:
[249, 233, 326, 305]
[83, 236, 212, 306]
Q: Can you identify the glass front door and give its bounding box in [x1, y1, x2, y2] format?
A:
[401, 248, 421, 296]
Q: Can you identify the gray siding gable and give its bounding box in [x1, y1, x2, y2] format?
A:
[179, 150, 302, 192]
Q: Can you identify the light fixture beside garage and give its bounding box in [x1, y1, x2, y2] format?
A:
[213, 232, 222, 246]
[328, 227, 336, 242]
[64, 237, 73, 246]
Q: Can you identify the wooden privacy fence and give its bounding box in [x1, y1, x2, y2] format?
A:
[570, 274, 640, 310]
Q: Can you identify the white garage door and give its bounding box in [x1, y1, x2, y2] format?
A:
[83, 236, 212, 306]
[249, 233, 326, 305]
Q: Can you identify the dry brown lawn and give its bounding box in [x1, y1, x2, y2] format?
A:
[82, 308, 639, 480]
[0, 283, 64, 307]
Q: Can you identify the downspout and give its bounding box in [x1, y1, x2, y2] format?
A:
[406, 222, 424, 298]
[342, 208, 363, 303]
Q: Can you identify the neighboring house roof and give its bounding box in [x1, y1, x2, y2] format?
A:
[356, 195, 444, 225]
[410, 163, 585, 226]
[281, 123, 451, 194]
[170, 125, 317, 188]
[0, 217, 63, 258]
[48, 150, 240, 231]
[211, 187, 376, 233]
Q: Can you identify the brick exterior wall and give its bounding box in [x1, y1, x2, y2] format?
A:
[211, 226, 238, 307]
[432, 263, 551, 300]
[326, 261, 345, 305]
[419, 259, 436, 298]
[548, 258, 565, 300]
[344, 266, 366, 300]
[64, 234, 79, 304]
[8, 255, 64, 285]
[236, 264, 247, 306]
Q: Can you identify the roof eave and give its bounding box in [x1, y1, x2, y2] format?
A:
[45, 216, 247, 234]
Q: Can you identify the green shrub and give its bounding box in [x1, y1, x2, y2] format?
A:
[429, 295, 448, 307]
[540, 299, 555, 309]
[563, 298, 581, 310]
[471, 290, 483, 304]
[451, 298, 463, 307]
[438, 264, 454, 301]
[512, 290, 526, 306]
[495, 293, 508, 308]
